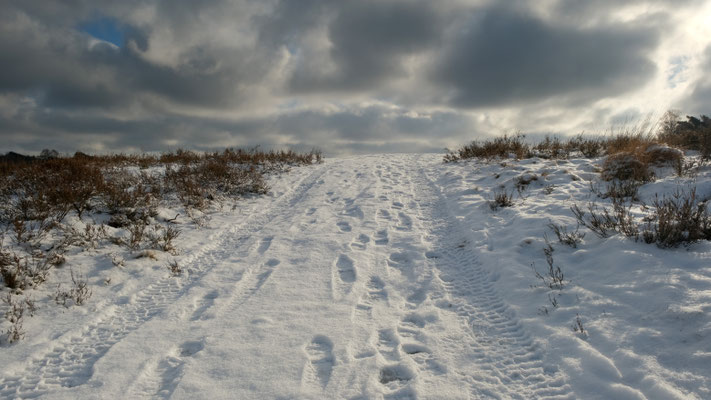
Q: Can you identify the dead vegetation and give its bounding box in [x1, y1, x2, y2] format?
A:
[0, 147, 321, 342]
[444, 112, 708, 168]
[489, 188, 515, 210]
[448, 111, 711, 249]
[571, 187, 711, 248]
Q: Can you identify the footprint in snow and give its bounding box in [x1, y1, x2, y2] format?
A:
[337, 254, 356, 284]
[352, 276, 387, 322]
[378, 209, 392, 221]
[302, 336, 334, 391]
[374, 230, 389, 245]
[396, 212, 412, 231]
[376, 329, 400, 362]
[333, 254, 356, 300]
[254, 259, 280, 291]
[257, 236, 273, 254]
[130, 340, 204, 399]
[397, 314, 447, 376]
[379, 364, 414, 385]
[350, 233, 370, 250]
[337, 221, 352, 232]
[190, 290, 219, 321]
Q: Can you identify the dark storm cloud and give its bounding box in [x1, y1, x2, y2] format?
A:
[0, 107, 269, 153]
[255, 0, 328, 49]
[285, 0, 444, 92]
[431, 7, 660, 107]
[0, 101, 470, 155]
[0, 0, 704, 154]
[0, 3, 264, 110]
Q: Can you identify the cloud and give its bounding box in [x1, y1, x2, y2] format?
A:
[430, 6, 660, 108]
[0, 3, 270, 110]
[681, 45, 711, 116]
[0, 98, 473, 155]
[284, 0, 444, 92]
[0, 0, 708, 155]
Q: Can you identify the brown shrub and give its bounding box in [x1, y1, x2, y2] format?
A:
[445, 134, 530, 162]
[566, 135, 606, 158]
[601, 142, 683, 182]
[601, 153, 651, 181]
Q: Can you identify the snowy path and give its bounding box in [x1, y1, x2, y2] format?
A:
[1, 155, 574, 399]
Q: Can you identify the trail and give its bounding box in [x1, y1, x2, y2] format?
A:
[0, 155, 573, 399]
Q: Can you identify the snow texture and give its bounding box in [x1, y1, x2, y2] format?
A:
[1, 154, 710, 399]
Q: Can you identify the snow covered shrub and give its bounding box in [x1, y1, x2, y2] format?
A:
[165, 164, 207, 209]
[572, 314, 586, 336]
[644, 145, 684, 166]
[548, 222, 585, 248]
[571, 199, 638, 239]
[532, 242, 565, 290]
[148, 225, 181, 254]
[566, 134, 606, 158]
[532, 136, 569, 159]
[601, 140, 682, 182]
[601, 153, 651, 182]
[515, 174, 538, 188]
[165, 159, 269, 210]
[167, 259, 182, 276]
[127, 218, 148, 250]
[1, 158, 106, 227]
[574, 187, 710, 248]
[161, 147, 322, 169]
[3, 293, 30, 342]
[100, 173, 154, 219]
[591, 180, 642, 201]
[0, 248, 19, 289]
[53, 270, 92, 307]
[0, 248, 54, 291]
[641, 188, 711, 248]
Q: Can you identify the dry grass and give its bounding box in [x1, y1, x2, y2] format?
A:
[445, 134, 531, 161]
[443, 113, 697, 166]
[489, 188, 515, 210]
[445, 115, 692, 188]
[0, 147, 321, 295]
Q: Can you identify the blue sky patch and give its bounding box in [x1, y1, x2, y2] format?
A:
[79, 17, 124, 47]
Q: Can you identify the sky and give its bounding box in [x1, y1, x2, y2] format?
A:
[1, 0, 710, 155]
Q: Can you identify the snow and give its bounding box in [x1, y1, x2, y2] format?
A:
[1, 153, 711, 399]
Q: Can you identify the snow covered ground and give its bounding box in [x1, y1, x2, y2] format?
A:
[1, 153, 710, 399]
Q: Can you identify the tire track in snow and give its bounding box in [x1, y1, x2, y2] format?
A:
[416, 160, 575, 399]
[0, 164, 328, 398]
